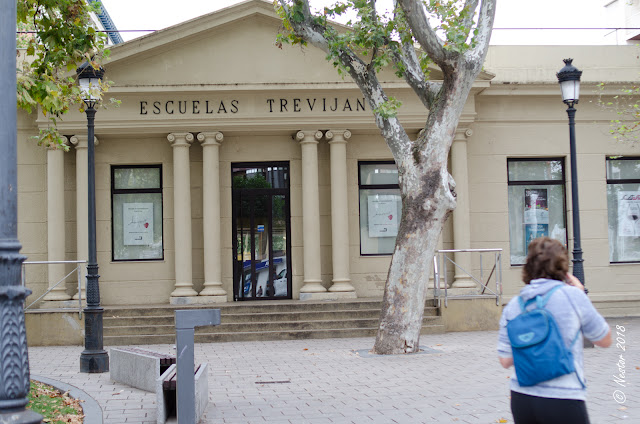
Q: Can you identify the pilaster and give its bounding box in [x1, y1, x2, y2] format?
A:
[325, 130, 356, 298]
[297, 130, 326, 298]
[168, 132, 198, 301]
[196, 132, 227, 302]
[43, 139, 71, 301]
[451, 128, 475, 288]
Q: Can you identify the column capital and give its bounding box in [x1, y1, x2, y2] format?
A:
[454, 127, 473, 141]
[70, 135, 99, 149]
[197, 131, 224, 146]
[325, 129, 351, 144]
[46, 136, 69, 150]
[295, 130, 323, 144]
[167, 132, 194, 147]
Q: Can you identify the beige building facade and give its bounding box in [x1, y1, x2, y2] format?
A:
[18, 1, 640, 312]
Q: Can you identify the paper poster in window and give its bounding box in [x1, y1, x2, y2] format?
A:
[525, 224, 549, 247]
[368, 194, 399, 238]
[524, 189, 549, 225]
[123, 203, 154, 245]
[618, 191, 640, 237]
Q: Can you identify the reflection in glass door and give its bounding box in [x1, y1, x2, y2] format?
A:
[232, 163, 291, 300]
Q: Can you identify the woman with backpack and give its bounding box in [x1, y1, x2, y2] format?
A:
[497, 237, 612, 424]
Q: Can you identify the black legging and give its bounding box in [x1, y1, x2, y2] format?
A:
[511, 391, 591, 424]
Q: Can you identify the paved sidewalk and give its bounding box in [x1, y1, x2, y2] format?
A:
[29, 317, 638, 423]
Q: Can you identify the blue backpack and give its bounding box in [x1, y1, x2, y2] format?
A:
[506, 285, 585, 387]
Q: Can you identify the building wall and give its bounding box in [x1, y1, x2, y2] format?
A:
[16, 2, 640, 307]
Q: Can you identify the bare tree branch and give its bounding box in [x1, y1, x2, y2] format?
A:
[389, 42, 442, 110]
[396, 0, 447, 68]
[277, 0, 412, 162]
[462, 0, 480, 31]
[469, 0, 497, 63]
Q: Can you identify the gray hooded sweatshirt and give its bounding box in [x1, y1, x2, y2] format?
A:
[497, 278, 610, 400]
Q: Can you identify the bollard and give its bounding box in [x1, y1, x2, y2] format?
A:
[174, 309, 220, 424]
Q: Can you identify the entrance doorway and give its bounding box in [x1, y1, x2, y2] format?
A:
[232, 162, 292, 300]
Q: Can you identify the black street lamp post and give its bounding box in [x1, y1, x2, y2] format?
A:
[0, 2, 43, 422]
[557, 58, 586, 290]
[77, 62, 109, 373]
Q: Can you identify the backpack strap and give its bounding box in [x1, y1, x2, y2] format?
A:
[519, 284, 564, 311]
[537, 284, 564, 308]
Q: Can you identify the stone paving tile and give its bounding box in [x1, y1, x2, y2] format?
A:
[27, 317, 639, 423]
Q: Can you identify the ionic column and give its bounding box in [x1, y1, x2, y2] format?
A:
[451, 128, 475, 288]
[325, 130, 356, 294]
[297, 130, 326, 294]
[70, 135, 98, 300]
[168, 133, 198, 298]
[44, 138, 71, 300]
[197, 132, 227, 301]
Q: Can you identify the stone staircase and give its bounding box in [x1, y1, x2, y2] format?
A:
[102, 298, 443, 346]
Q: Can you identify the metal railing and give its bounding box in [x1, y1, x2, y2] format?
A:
[432, 249, 502, 308]
[22, 260, 86, 318]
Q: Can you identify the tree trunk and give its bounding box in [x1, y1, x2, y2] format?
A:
[373, 157, 455, 354]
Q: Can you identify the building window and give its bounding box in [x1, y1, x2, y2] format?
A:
[606, 157, 640, 263]
[111, 165, 163, 261]
[358, 161, 402, 255]
[507, 158, 567, 265]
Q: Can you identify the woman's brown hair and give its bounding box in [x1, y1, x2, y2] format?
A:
[522, 237, 569, 284]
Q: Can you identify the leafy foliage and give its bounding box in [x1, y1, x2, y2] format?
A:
[596, 82, 640, 142]
[16, 0, 117, 150]
[275, 0, 484, 119]
[275, 0, 495, 354]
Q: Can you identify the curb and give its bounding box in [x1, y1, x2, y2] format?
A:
[31, 374, 103, 424]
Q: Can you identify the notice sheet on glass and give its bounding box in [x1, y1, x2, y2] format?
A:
[123, 203, 154, 245]
[367, 194, 399, 238]
[524, 189, 549, 246]
[618, 191, 640, 237]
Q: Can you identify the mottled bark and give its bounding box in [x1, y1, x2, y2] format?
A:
[277, 0, 496, 354]
[374, 161, 455, 353]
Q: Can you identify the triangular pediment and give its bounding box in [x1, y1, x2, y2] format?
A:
[105, 0, 356, 88]
[104, 0, 492, 90]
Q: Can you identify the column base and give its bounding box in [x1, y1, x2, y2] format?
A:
[451, 277, 476, 288]
[199, 284, 227, 297]
[171, 287, 198, 297]
[299, 281, 327, 293]
[42, 291, 72, 301]
[299, 291, 357, 301]
[170, 296, 227, 305]
[0, 409, 43, 424]
[328, 280, 356, 293]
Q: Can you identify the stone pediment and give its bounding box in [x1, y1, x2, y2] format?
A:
[105, 0, 356, 89]
[104, 0, 492, 91]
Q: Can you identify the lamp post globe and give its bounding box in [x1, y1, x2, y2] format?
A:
[76, 62, 109, 373]
[556, 59, 586, 290]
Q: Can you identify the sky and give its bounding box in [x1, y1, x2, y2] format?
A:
[103, 0, 617, 45]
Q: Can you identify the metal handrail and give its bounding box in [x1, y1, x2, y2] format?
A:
[432, 249, 502, 307]
[22, 260, 86, 318]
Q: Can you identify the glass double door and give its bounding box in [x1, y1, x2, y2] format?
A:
[232, 163, 291, 300]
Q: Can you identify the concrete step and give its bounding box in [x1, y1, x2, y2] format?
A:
[103, 307, 440, 327]
[103, 298, 408, 317]
[104, 316, 441, 337]
[104, 322, 445, 346]
[102, 298, 443, 346]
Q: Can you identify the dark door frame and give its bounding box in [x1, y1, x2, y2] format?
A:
[231, 162, 292, 301]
